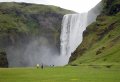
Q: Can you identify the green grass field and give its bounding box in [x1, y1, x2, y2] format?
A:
[0, 65, 120, 82]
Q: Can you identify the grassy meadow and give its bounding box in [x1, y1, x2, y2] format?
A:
[0, 65, 120, 82]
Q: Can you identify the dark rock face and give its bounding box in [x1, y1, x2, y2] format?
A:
[0, 2, 74, 67]
[0, 2, 74, 47]
[103, 0, 120, 15]
[109, 4, 120, 15]
[0, 50, 8, 67]
[104, 0, 114, 9]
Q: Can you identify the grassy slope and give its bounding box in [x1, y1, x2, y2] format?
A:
[0, 1, 120, 82]
[0, 2, 73, 35]
[0, 66, 120, 82]
[0, 2, 74, 47]
[0, 2, 74, 67]
[70, 0, 120, 65]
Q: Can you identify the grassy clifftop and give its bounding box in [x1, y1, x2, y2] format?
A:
[70, 0, 120, 65]
[0, 2, 74, 47]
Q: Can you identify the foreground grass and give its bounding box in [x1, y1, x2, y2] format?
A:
[0, 65, 120, 82]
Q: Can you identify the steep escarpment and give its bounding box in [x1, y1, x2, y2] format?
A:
[70, 0, 120, 65]
[0, 2, 74, 67]
[0, 2, 73, 48]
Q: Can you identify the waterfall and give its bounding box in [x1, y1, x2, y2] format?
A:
[60, 13, 87, 57]
[6, 2, 102, 67]
[60, 2, 103, 60]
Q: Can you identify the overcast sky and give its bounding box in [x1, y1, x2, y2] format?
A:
[0, 0, 101, 13]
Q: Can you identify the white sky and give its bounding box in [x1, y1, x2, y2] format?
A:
[0, 0, 102, 13]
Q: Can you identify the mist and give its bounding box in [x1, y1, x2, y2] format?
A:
[60, 2, 103, 61]
[6, 36, 69, 67]
[4, 2, 103, 67]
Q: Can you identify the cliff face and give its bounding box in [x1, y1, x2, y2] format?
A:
[0, 2, 74, 67]
[0, 49, 8, 67]
[70, 0, 120, 65]
[0, 2, 74, 48]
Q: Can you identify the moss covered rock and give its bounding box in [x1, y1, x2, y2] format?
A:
[0, 2, 74, 67]
[0, 49, 8, 67]
[70, 0, 120, 65]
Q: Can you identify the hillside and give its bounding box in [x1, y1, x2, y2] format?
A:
[70, 0, 120, 65]
[0, 2, 74, 67]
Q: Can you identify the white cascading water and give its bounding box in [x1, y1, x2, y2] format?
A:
[60, 2, 103, 60]
[6, 2, 102, 67]
[60, 13, 87, 57]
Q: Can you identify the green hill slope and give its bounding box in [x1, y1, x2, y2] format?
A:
[70, 0, 120, 65]
[0, 2, 74, 67]
[0, 2, 73, 48]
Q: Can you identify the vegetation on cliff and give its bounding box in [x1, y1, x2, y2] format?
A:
[70, 0, 120, 65]
[0, 2, 74, 67]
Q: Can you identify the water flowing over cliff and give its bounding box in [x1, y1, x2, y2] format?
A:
[60, 13, 87, 57]
[0, 2, 102, 67]
[70, 0, 120, 65]
[60, 2, 103, 62]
